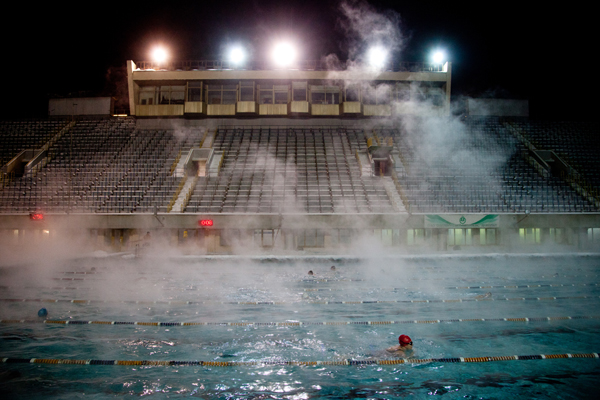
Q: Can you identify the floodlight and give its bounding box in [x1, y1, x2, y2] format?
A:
[229, 47, 245, 65]
[432, 50, 445, 64]
[272, 42, 296, 67]
[151, 47, 168, 64]
[368, 46, 387, 69]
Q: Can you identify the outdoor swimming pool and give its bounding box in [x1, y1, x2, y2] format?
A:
[1, 254, 599, 398]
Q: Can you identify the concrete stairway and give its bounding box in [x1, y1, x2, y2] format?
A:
[170, 176, 197, 213]
[381, 176, 407, 213]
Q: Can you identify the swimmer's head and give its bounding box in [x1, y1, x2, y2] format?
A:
[398, 335, 412, 347]
[330, 266, 336, 271]
[308, 270, 314, 276]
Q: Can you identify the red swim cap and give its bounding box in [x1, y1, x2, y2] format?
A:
[399, 335, 412, 345]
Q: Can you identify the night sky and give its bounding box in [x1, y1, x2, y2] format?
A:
[1, 1, 593, 119]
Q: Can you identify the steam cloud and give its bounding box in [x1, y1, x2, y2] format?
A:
[338, 0, 404, 62]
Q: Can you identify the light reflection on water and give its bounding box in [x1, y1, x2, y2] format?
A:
[0, 255, 599, 398]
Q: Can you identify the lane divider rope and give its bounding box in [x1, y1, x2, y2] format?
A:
[1, 315, 598, 327]
[2, 353, 598, 367]
[58, 269, 600, 278]
[299, 275, 600, 282]
[1, 295, 598, 306]
[3, 282, 598, 292]
[304, 283, 600, 291]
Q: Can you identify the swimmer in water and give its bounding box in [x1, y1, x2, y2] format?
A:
[475, 292, 492, 299]
[330, 265, 336, 271]
[308, 270, 314, 276]
[386, 334, 413, 357]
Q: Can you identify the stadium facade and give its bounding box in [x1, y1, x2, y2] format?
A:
[1, 59, 599, 254]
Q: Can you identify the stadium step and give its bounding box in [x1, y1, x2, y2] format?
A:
[171, 176, 197, 213]
[381, 177, 407, 213]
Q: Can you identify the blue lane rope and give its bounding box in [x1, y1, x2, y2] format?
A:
[2, 353, 598, 367]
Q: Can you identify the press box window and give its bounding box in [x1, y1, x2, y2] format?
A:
[394, 82, 411, 102]
[363, 84, 391, 105]
[421, 83, 445, 106]
[160, 86, 184, 104]
[207, 84, 237, 105]
[187, 82, 203, 102]
[292, 82, 307, 101]
[239, 81, 255, 101]
[311, 86, 340, 105]
[430, 93, 444, 107]
[259, 84, 289, 104]
[345, 85, 360, 102]
[139, 86, 157, 105]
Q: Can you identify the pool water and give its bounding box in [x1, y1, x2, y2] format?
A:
[1, 254, 600, 398]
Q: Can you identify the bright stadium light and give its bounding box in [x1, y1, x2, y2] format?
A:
[229, 46, 246, 65]
[272, 42, 296, 67]
[151, 46, 168, 64]
[368, 46, 387, 69]
[432, 50, 445, 64]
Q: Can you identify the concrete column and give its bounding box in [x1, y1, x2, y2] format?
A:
[473, 229, 481, 246]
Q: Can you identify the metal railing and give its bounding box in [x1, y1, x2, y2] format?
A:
[134, 60, 447, 73]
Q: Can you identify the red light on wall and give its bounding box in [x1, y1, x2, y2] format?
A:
[30, 212, 44, 221]
[199, 219, 213, 227]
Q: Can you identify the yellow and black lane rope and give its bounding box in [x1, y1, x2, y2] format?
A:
[2, 353, 598, 367]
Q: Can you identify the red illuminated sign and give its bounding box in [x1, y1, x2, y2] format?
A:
[199, 219, 213, 227]
[30, 213, 44, 221]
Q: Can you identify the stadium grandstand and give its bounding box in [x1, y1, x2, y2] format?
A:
[0, 58, 599, 254]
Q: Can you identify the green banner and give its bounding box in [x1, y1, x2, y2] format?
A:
[425, 215, 499, 228]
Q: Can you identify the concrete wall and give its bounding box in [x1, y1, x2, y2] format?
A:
[467, 99, 529, 117]
[49, 97, 114, 116]
[134, 117, 398, 131]
[2, 214, 599, 255]
[136, 104, 184, 116]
